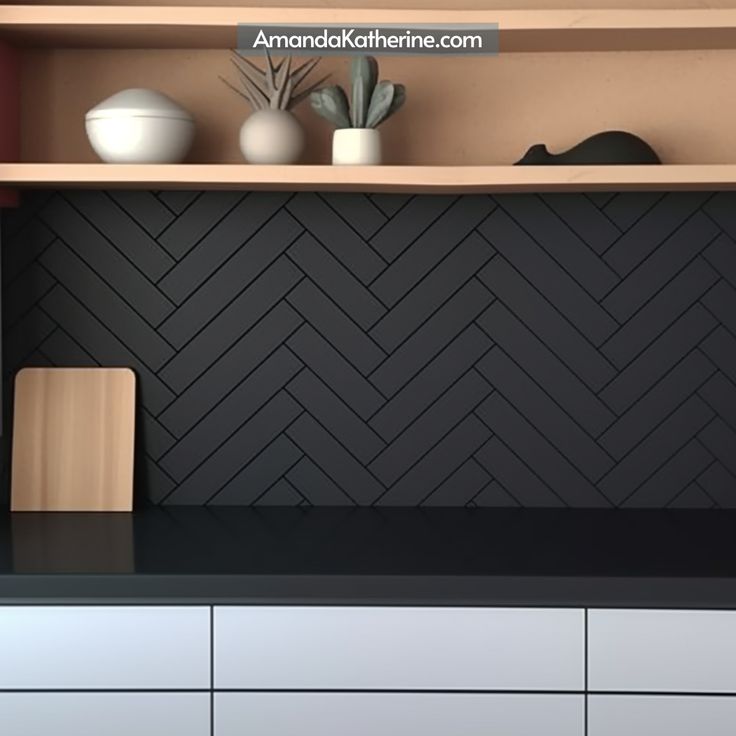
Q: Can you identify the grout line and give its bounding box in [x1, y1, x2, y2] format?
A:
[210, 605, 215, 736]
[209, 688, 588, 695]
[584, 608, 589, 736]
[586, 690, 736, 698]
[0, 688, 212, 693]
[200, 687, 736, 697]
[0, 686, 734, 697]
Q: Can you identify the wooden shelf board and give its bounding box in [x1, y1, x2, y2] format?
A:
[1, 163, 735, 192]
[3, 6, 736, 50]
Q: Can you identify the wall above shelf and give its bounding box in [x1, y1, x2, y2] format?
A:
[1, 163, 736, 192]
[3, 6, 736, 51]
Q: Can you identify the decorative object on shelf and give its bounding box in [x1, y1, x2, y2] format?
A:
[310, 56, 406, 165]
[222, 51, 326, 165]
[85, 88, 195, 164]
[11, 368, 136, 512]
[515, 131, 661, 165]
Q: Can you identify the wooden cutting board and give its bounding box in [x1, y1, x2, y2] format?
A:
[11, 367, 136, 512]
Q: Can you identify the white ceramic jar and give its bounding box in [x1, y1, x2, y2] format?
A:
[85, 88, 195, 164]
[332, 129, 382, 165]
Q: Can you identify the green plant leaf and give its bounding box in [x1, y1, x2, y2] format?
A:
[310, 86, 351, 128]
[350, 55, 378, 128]
[365, 80, 394, 128]
[387, 83, 406, 117]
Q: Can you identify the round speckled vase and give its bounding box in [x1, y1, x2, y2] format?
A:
[239, 109, 305, 165]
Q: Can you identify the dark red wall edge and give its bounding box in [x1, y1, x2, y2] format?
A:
[0, 42, 20, 208]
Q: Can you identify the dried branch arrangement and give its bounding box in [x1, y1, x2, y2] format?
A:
[221, 51, 327, 111]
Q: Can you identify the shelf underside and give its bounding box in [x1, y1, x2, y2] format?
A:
[4, 7, 736, 51]
[1, 164, 736, 192]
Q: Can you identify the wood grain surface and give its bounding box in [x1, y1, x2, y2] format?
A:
[11, 368, 136, 512]
[3, 163, 736, 191]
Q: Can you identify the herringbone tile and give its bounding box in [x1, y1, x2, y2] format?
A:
[539, 193, 620, 254]
[287, 192, 386, 283]
[479, 208, 618, 344]
[4, 190, 736, 507]
[478, 256, 617, 390]
[424, 458, 491, 507]
[474, 436, 564, 507]
[40, 194, 176, 325]
[66, 191, 175, 278]
[495, 193, 619, 296]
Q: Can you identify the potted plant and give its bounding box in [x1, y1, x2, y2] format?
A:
[310, 56, 406, 165]
[221, 51, 326, 164]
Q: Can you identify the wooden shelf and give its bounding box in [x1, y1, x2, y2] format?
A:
[1, 163, 736, 192]
[5, 7, 736, 183]
[3, 6, 736, 51]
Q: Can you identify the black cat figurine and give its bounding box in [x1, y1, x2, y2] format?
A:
[516, 131, 661, 165]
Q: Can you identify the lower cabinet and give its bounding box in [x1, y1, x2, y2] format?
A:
[215, 606, 584, 691]
[0, 606, 210, 689]
[588, 695, 736, 736]
[588, 609, 736, 693]
[9, 604, 736, 736]
[0, 692, 210, 736]
[214, 692, 585, 736]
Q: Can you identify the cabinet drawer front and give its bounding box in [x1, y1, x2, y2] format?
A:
[0, 606, 210, 689]
[215, 606, 584, 690]
[589, 696, 736, 736]
[589, 609, 736, 693]
[216, 693, 584, 736]
[0, 693, 210, 736]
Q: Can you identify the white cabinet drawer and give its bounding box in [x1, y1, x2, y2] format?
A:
[0, 606, 210, 689]
[0, 693, 210, 736]
[589, 609, 736, 693]
[214, 606, 584, 690]
[589, 696, 736, 736]
[215, 692, 584, 736]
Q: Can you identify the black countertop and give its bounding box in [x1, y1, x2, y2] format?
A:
[2, 507, 736, 607]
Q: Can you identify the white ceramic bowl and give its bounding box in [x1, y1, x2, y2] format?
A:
[85, 88, 195, 164]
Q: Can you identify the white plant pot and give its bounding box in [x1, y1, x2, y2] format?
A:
[239, 109, 305, 165]
[332, 128, 382, 165]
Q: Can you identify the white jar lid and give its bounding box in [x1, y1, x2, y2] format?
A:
[86, 88, 194, 122]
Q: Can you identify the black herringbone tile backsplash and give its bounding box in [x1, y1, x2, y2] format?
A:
[2, 189, 736, 507]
